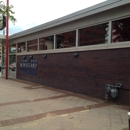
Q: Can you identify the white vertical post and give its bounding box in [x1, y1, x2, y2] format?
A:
[37, 38, 40, 51]
[76, 29, 78, 47]
[54, 34, 56, 49]
[25, 41, 27, 52]
[108, 21, 112, 44]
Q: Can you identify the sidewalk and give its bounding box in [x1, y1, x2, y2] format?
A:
[0, 77, 129, 130]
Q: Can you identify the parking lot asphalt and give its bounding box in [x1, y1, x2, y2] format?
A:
[0, 77, 129, 130]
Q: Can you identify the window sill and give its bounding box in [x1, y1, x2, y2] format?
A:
[17, 41, 130, 55]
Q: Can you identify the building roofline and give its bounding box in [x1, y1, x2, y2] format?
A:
[9, 0, 130, 39]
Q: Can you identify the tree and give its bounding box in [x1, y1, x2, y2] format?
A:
[0, 1, 16, 29]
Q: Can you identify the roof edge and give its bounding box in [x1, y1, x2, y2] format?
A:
[9, 0, 129, 39]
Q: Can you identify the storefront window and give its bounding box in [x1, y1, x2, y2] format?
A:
[112, 17, 130, 43]
[17, 42, 26, 53]
[2, 55, 6, 67]
[9, 55, 16, 65]
[2, 45, 6, 54]
[56, 30, 76, 49]
[79, 23, 109, 46]
[9, 55, 16, 78]
[27, 39, 38, 52]
[1, 67, 6, 76]
[39, 36, 54, 50]
[9, 44, 16, 53]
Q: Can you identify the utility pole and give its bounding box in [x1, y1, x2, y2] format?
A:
[5, 0, 9, 79]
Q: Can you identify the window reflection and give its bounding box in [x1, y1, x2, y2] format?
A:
[56, 30, 76, 49]
[86, 31, 90, 37]
[112, 17, 130, 43]
[39, 36, 54, 50]
[1, 67, 5, 76]
[17, 42, 26, 53]
[2, 55, 5, 67]
[27, 39, 38, 52]
[9, 44, 16, 53]
[9, 55, 16, 78]
[2, 46, 5, 54]
[9, 55, 16, 66]
[79, 23, 109, 46]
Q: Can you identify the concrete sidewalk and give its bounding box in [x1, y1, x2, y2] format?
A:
[0, 77, 129, 130]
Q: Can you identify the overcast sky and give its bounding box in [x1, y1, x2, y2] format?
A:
[0, 0, 106, 35]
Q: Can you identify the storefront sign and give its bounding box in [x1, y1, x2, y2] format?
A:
[20, 59, 38, 76]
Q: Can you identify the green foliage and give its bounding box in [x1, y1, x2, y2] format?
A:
[0, 3, 16, 25]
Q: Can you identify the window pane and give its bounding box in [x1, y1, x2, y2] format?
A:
[112, 17, 130, 43]
[56, 30, 76, 49]
[9, 44, 16, 53]
[86, 31, 90, 37]
[2, 45, 5, 54]
[79, 23, 109, 46]
[2, 55, 6, 67]
[27, 39, 38, 52]
[39, 36, 54, 50]
[9, 55, 16, 78]
[17, 42, 26, 53]
[1, 67, 6, 76]
[9, 55, 16, 65]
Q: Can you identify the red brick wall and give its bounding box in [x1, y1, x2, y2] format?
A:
[17, 48, 130, 105]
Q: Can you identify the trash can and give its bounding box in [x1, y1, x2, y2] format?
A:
[128, 112, 130, 130]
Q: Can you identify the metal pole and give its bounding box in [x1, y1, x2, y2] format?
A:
[6, 0, 9, 79]
[129, 80, 130, 130]
[129, 89, 130, 111]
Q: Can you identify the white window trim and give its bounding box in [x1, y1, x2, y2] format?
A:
[16, 41, 130, 56]
[38, 38, 40, 51]
[25, 41, 27, 52]
[54, 34, 56, 49]
[108, 21, 112, 44]
[76, 29, 78, 47]
[16, 16, 130, 55]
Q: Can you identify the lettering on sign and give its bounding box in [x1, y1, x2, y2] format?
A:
[20, 59, 38, 76]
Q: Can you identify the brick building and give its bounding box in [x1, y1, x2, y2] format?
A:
[1, 0, 130, 105]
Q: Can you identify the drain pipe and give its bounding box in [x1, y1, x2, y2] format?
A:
[105, 84, 111, 103]
[105, 86, 108, 103]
